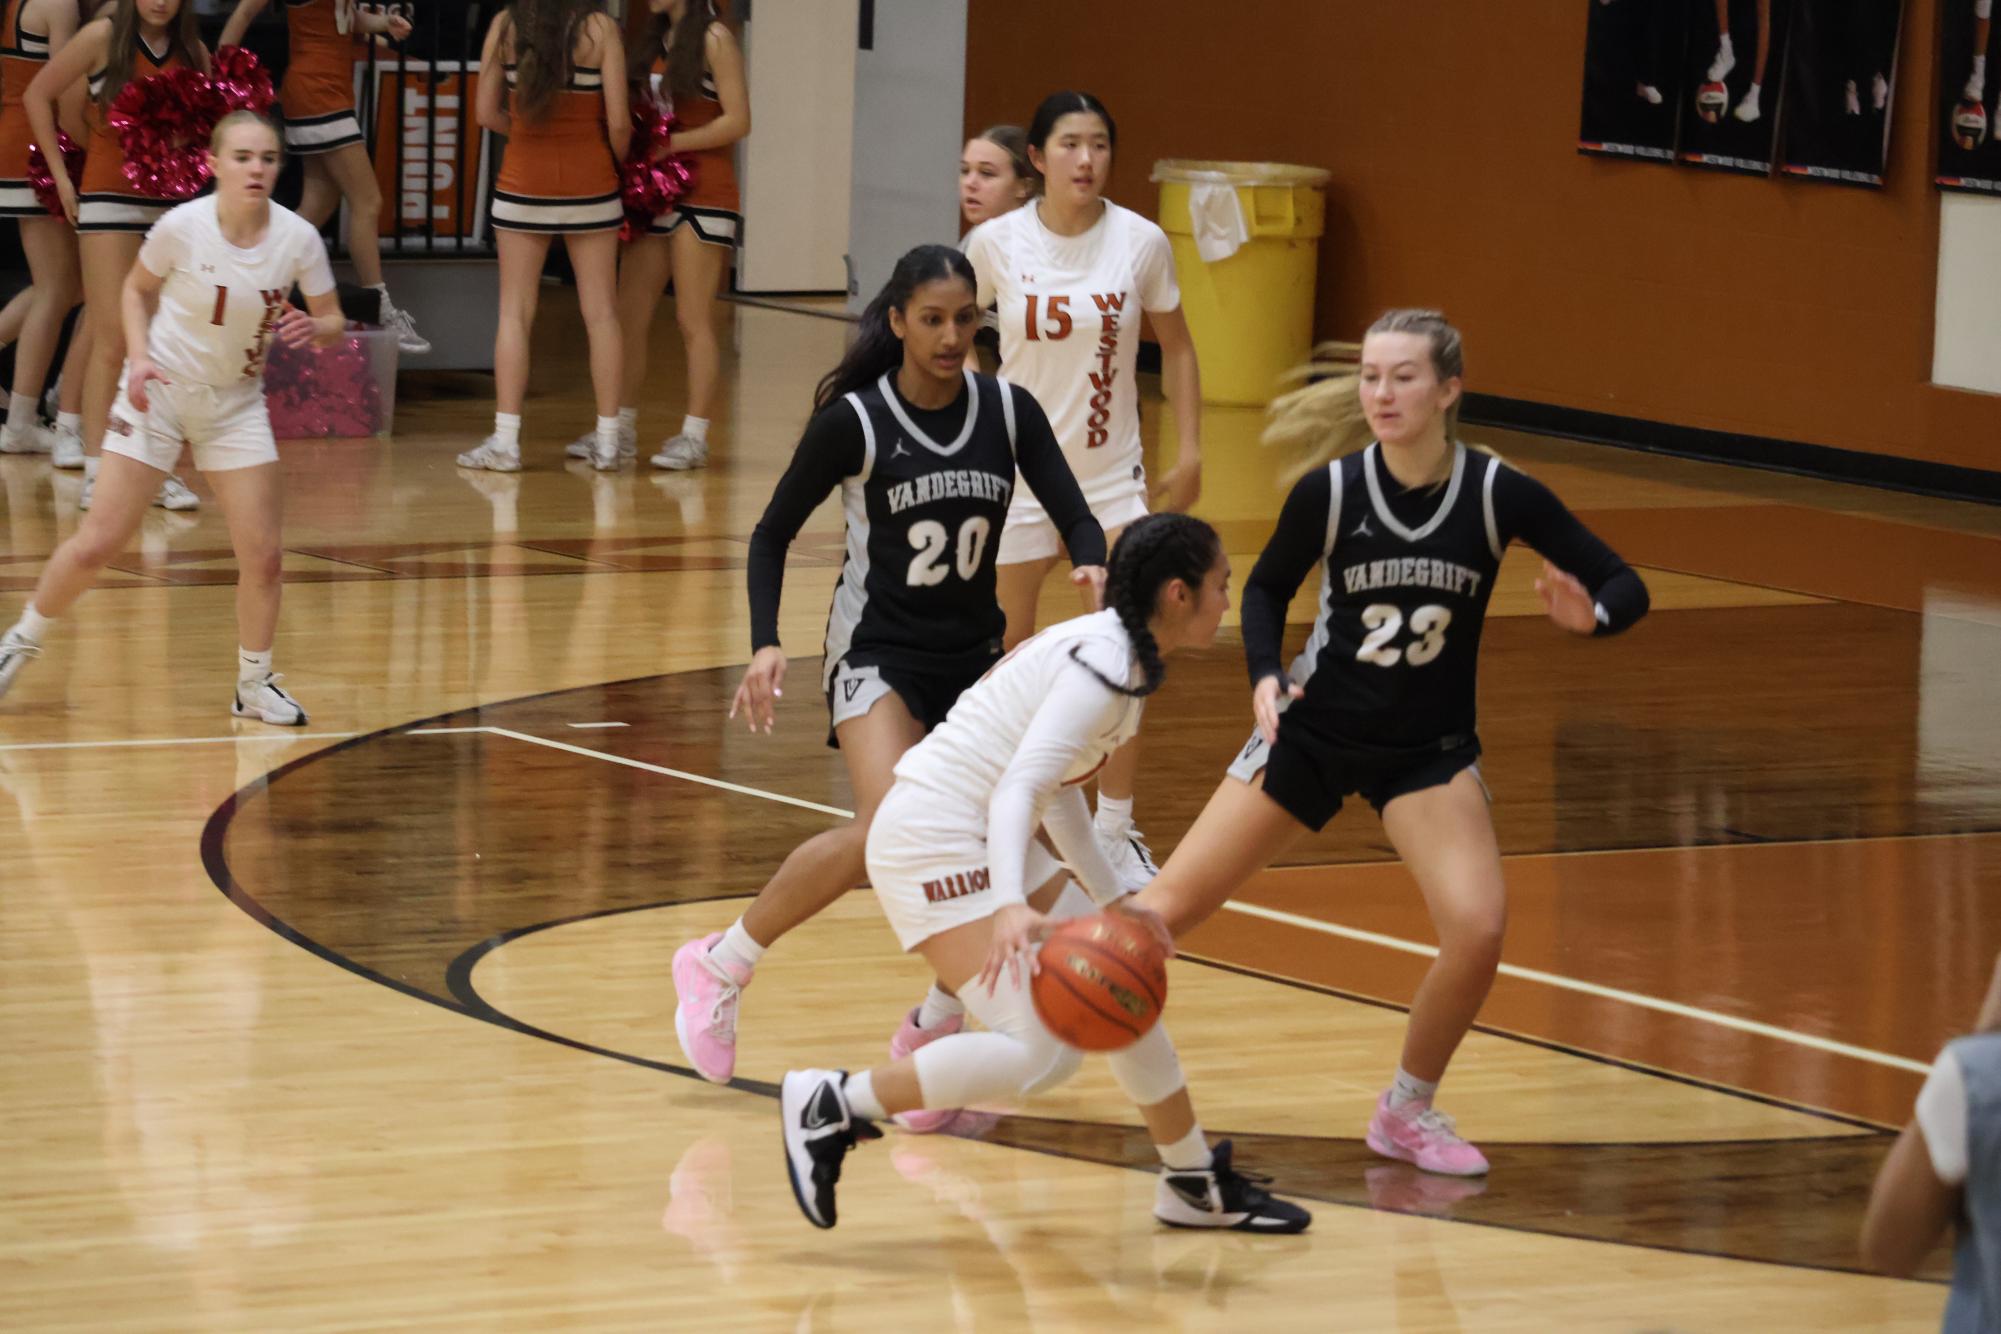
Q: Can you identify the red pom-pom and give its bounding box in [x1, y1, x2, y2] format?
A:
[110, 53, 278, 200]
[617, 91, 695, 242]
[26, 130, 84, 217]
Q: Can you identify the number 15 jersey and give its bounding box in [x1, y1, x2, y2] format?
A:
[136, 196, 337, 388]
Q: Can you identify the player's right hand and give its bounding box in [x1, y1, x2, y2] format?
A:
[126, 358, 169, 413]
[728, 645, 787, 734]
[1251, 672, 1302, 745]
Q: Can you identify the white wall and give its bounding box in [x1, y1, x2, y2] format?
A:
[1932, 191, 2001, 393]
[845, 0, 968, 312]
[738, 0, 858, 293]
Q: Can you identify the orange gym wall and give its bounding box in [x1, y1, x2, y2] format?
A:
[963, 0, 1999, 475]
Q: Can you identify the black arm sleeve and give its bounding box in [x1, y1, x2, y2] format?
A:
[746, 404, 867, 652]
[1493, 465, 1650, 635]
[1240, 466, 1334, 685]
[1008, 386, 1107, 567]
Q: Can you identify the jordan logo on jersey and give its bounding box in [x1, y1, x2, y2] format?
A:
[1352, 517, 1374, 538]
[923, 867, 990, 904]
[889, 438, 910, 459]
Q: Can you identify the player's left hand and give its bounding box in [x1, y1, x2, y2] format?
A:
[1149, 458, 1201, 514]
[1069, 563, 1106, 610]
[1535, 560, 1598, 635]
[276, 307, 331, 349]
[979, 904, 1051, 994]
[126, 359, 169, 413]
[1108, 896, 1178, 957]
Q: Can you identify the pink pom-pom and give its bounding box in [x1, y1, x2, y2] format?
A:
[26, 130, 84, 217]
[264, 325, 385, 439]
[110, 54, 278, 200]
[617, 92, 695, 242]
[209, 45, 277, 116]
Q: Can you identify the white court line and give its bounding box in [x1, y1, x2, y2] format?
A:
[0, 731, 360, 752]
[567, 721, 630, 730]
[478, 725, 854, 818]
[1219, 900, 1931, 1074]
[405, 727, 491, 736]
[439, 724, 1934, 1075]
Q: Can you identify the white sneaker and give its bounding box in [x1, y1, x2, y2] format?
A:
[564, 425, 637, 461]
[0, 628, 40, 702]
[1100, 822, 1160, 894]
[383, 302, 431, 356]
[155, 475, 199, 511]
[1966, 72, 1986, 105]
[1706, 36, 1735, 84]
[1732, 85, 1762, 123]
[650, 433, 708, 471]
[1635, 83, 1662, 106]
[233, 672, 308, 726]
[0, 423, 52, 454]
[1844, 80, 1861, 116]
[1872, 73, 1889, 112]
[50, 427, 83, 470]
[456, 436, 521, 472]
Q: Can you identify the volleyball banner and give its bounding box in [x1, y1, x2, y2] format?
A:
[1937, 0, 2001, 195]
[1579, 0, 1688, 162]
[1676, 0, 1794, 176]
[1777, 0, 1902, 187]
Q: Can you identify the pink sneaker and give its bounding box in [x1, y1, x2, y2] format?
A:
[1365, 1091, 1490, 1177]
[887, 1005, 964, 1134]
[672, 934, 752, 1083]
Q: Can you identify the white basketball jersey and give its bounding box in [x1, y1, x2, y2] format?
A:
[892, 609, 1145, 818]
[136, 196, 337, 387]
[964, 201, 1180, 508]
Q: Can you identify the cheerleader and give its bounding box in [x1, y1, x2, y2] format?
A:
[561, 0, 744, 470]
[0, 110, 344, 718]
[26, 0, 207, 511]
[1131, 310, 1651, 1176]
[217, 0, 428, 353]
[456, 0, 629, 472]
[961, 90, 1202, 893]
[0, 0, 82, 458]
[672, 245, 1106, 1133]
[778, 514, 1310, 1236]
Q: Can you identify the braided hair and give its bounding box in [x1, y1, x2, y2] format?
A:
[1075, 513, 1222, 698]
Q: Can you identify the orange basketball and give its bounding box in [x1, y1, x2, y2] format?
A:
[1031, 912, 1169, 1052]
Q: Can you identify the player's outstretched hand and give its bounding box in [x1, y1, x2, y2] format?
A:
[980, 903, 1051, 994]
[1252, 672, 1303, 745]
[1109, 896, 1177, 958]
[1535, 560, 1598, 635]
[729, 645, 787, 734]
[1070, 563, 1107, 611]
[126, 358, 169, 413]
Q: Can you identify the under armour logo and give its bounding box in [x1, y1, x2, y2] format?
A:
[890, 438, 910, 459]
[200, 264, 217, 274]
[1019, 273, 1036, 283]
[1352, 517, 1374, 538]
[842, 679, 863, 701]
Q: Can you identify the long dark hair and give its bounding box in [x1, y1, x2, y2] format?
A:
[811, 245, 974, 415]
[98, 0, 204, 112]
[1078, 513, 1221, 698]
[505, 0, 595, 125]
[1027, 90, 1117, 153]
[630, 0, 732, 97]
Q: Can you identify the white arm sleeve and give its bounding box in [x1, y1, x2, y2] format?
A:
[1916, 1047, 1970, 1186]
[987, 661, 1124, 909]
[1040, 784, 1126, 906]
[962, 220, 998, 311]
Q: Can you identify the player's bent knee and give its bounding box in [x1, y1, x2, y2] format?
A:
[1106, 1022, 1185, 1106]
[1019, 1042, 1085, 1098]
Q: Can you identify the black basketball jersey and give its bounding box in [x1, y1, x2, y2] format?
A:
[822, 371, 1032, 685]
[1285, 443, 1506, 749]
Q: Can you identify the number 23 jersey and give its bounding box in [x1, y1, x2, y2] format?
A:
[137, 196, 337, 387]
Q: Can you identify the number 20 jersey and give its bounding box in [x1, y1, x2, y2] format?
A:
[1288, 443, 1506, 750]
[822, 371, 1026, 688]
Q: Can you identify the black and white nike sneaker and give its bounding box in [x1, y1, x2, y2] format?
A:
[1154, 1139, 1312, 1233]
[780, 1068, 881, 1229]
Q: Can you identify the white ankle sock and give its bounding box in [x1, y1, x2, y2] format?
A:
[5, 392, 34, 433]
[238, 646, 273, 683]
[680, 415, 710, 444]
[842, 1071, 886, 1121]
[12, 604, 52, 643]
[616, 406, 637, 432]
[56, 411, 79, 434]
[711, 919, 765, 974]
[1095, 794, 1134, 834]
[493, 412, 521, 450]
[1156, 1123, 1213, 1171]
[917, 984, 964, 1030]
[594, 415, 620, 449]
[1389, 1067, 1439, 1109]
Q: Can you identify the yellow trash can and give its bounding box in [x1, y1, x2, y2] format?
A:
[1153, 160, 1330, 407]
